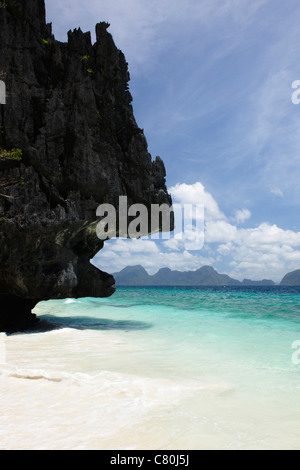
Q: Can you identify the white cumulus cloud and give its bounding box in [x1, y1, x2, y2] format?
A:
[93, 182, 300, 282]
[235, 208, 251, 224]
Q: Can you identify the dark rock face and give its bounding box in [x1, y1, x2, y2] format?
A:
[0, 0, 172, 332]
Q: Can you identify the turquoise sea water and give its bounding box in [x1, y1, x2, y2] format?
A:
[1, 286, 300, 450]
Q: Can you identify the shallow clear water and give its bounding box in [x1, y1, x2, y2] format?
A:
[1, 286, 300, 450]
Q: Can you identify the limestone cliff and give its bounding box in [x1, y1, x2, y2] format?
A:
[0, 0, 172, 332]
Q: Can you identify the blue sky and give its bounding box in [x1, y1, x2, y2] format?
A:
[46, 0, 300, 282]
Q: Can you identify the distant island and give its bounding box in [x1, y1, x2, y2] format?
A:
[280, 269, 300, 286]
[113, 265, 277, 287]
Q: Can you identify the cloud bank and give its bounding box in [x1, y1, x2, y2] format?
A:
[93, 182, 300, 282]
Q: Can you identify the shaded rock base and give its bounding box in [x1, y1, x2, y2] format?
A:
[0, 295, 39, 333]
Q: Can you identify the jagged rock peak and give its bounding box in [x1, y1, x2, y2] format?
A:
[0, 0, 172, 332]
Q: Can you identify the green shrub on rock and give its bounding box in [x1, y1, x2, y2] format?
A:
[0, 148, 22, 161]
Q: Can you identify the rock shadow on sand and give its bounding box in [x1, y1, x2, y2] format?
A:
[12, 315, 153, 335]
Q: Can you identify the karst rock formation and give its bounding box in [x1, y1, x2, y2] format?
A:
[0, 0, 172, 332]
